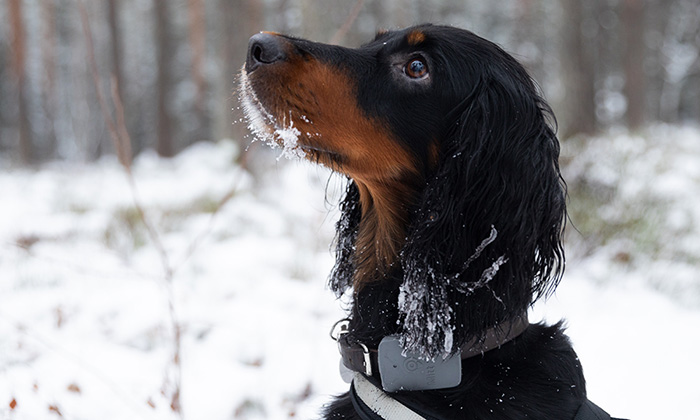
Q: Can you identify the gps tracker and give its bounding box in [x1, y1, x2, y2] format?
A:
[377, 335, 462, 392]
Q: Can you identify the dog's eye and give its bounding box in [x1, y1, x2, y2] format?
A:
[404, 58, 428, 79]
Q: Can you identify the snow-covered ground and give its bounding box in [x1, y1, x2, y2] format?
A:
[1, 126, 699, 419]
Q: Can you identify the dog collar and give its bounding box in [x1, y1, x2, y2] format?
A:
[350, 373, 427, 420]
[332, 314, 529, 390]
[351, 373, 618, 420]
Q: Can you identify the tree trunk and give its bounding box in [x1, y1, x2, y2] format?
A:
[107, 0, 125, 106]
[154, 0, 175, 157]
[40, 0, 58, 160]
[186, 0, 210, 141]
[621, 0, 646, 130]
[8, 0, 34, 164]
[214, 0, 262, 154]
[560, 0, 597, 138]
[187, 0, 206, 112]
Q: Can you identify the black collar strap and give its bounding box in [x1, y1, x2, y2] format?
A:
[336, 314, 529, 380]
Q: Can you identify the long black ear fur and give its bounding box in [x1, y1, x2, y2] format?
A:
[328, 39, 567, 360]
[329, 182, 361, 295]
[398, 66, 567, 359]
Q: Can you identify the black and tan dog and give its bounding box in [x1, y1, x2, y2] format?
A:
[241, 24, 623, 420]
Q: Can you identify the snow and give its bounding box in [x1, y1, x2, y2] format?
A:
[239, 69, 306, 161]
[397, 226, 506, 359]
[2, 126, 700, 419]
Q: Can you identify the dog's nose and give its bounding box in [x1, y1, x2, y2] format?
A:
[246, 32, 286, 71]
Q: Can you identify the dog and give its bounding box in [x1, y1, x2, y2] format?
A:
[240, 24, 623, 420]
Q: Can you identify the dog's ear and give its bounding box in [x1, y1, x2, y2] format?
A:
[329, 181, 361, 294]
[398, 69, 567, 360]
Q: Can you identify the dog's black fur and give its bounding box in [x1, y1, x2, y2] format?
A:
[242, 24, 591, 420]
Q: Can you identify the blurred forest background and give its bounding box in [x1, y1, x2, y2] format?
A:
[2, 2, 700, 418]
[1, 0, 699, 166]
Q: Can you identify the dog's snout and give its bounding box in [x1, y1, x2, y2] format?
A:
[247, 32, 286, 71]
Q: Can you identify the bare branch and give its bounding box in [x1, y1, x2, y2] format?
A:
[78, 1, 181, 416]
[78, 0, 123, 167]
[110, 76, 133, 169]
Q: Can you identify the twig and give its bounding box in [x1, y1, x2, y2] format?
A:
[78, 2, 182, 417]
[109, 75, 173, 281]
[78, 0, 123, 167]
[110, 76, 133, 171]
[171, 182, 241, 274]
[79, 2, 249, 417]
[329, 0, 365, 45]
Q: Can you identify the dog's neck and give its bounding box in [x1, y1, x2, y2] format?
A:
[351, 176, 421, 289]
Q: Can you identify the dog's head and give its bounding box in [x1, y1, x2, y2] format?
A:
[241, 24, 566, 359]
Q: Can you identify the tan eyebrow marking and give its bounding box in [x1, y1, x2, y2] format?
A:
[407, 30, 426, 46]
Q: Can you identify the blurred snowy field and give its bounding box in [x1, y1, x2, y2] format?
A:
[1, 126, 699, 419]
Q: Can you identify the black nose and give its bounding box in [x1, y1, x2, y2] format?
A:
[246, 32, 286, 71]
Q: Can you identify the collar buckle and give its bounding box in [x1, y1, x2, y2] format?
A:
[330, 319, 350, 341]
[331, 319, 373, 377]
[358, 342, 373, 376]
